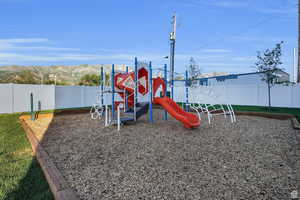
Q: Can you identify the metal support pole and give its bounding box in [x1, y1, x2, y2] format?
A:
[105, 105, 108, 126]
[117, 105, 120, 131]
[169, 14, 176, 100]
[170, 39, 175, 100]
[124, 66, 129, 112]
[185, 70, 189, 112]
[111, 64, 115, 120]
[100, 67, 104, 106]
[134, 57, 138, 121]
[149, 62, 153, 122]
[30, 92, 35, 121]
[108, 107, 111, 124]
[164, 64, 168, 120]
[123, 90, 126, 112]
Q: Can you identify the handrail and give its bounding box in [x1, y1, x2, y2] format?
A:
[187, 103, 201, 120]
[186, 86, 236, 123]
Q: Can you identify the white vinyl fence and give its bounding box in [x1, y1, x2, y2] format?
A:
[0, 83, 299, 114]
[0, 84, 113, 114]
[174, 84, 300, 108]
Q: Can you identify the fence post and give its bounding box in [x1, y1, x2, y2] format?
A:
[81, 86, 84, 108]
[11, 83, 14, 113]
[30, 92, 35, 121]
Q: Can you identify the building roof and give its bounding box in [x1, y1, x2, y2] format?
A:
[174, 69, 289, 82]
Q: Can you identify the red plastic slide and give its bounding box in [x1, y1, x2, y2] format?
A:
[153, 96, 200, 129]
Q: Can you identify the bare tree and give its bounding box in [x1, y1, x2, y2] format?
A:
[187, 57, 201, 87]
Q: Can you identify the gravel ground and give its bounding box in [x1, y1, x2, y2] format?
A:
[40, 110, 300, 200]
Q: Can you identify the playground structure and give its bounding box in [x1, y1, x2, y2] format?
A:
[90, 57, 236, 130]
[90, 58, 202, 130]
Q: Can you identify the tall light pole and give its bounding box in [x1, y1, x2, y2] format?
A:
[169, 13, 176, 99]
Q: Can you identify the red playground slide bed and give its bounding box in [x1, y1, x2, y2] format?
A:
[153, 96, 200, 129]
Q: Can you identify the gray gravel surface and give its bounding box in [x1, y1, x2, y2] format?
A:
[40, 110, 300, 200]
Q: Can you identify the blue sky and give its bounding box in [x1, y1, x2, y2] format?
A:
[0, 0, 297, 77]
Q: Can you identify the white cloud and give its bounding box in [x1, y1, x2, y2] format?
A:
[202, 49, 231, 53]
[228, 36, 294, 44]
[0, 46, 80, 51]
[257, 8, 297, 14]
[0, 38, 80, 52]
[179, 0, 296, 18]
[232, 56, 256, 62]
[0, 38, 160, 63]
[0, 52, 163, 63]
[0, 37, 289, 75]
[0, 38, 48, 44]
[208, 1, 248, 8]
[181, 0, 249, 8]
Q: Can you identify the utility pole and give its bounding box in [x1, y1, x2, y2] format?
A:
[169, 13, 176, 99]
[298, 0, 300, 82]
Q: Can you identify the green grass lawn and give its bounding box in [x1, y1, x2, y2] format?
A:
[0, 114, 53, 200]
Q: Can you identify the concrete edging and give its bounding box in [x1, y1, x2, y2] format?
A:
[20, 117, 80, 200]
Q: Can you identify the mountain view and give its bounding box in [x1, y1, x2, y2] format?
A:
[0, 64, 128, 85]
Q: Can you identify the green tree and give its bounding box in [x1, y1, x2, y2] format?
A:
[104, 73, 110, 86]
[79, 74, 100, 86]
[254, 41, 284, 109]
[44, 80, 68, 85]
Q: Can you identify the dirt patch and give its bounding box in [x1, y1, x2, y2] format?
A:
[27, 110, 300, 199]
[21, 113, 54, 141]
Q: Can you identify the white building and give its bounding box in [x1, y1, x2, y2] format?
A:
[174, 70, 290, 86]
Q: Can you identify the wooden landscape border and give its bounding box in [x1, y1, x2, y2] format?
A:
[18, 108, 300, 200]
[19, 116, 80, 200]
[234, 111, 300, 130]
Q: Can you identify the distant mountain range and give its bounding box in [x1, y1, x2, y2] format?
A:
[0, 64, 229, 85]
[0, 64, 129, 85]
